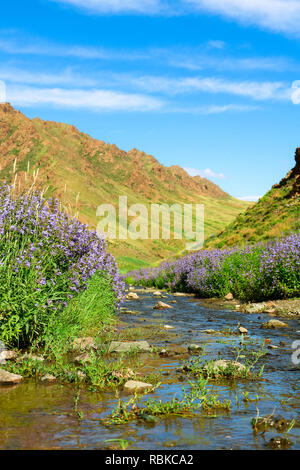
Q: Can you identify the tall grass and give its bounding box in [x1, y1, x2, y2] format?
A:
[43, 273, 116, 356]
[0, 177, 124, 348]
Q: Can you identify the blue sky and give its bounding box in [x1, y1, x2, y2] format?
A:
[0, 0, 300, 200]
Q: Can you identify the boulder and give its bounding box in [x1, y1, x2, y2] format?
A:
[126, 292, 139, 300]
[0, 350, 17, 364]
[225, 293, 233, 301]
[261, 319, 288, 329]
[202, 329, 222, 335]
[244, 302, 267, 314]
[0, 368, 23, 385]
[108, 340, 151, 353]
[188, 344, 202, 353]
[120, 309, 141, 315]
[124, 380, 152, 393]
[153, 301, 172, 310]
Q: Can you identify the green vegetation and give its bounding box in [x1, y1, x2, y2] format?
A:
[105, 379, 231, 425]
[128, 233, 300, 302]
[181, 338, 267, 381]
[206, 170, 299, 249]
[0, 104, 250, 272]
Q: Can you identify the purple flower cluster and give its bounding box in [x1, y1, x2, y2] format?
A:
[0, 183, 125, 343]
[127, 233, 300, 301]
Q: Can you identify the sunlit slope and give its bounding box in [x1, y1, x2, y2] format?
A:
[205, 148, 300, 249]
[0, 103, 249, 271]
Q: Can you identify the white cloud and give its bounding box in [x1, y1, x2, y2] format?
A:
[169, 104, 258, 114]
[131, 75, 289, 101]
[0, 38, 147, 61]
[171, 55, 297, 73]
[0, 36, 297, 75]
[291, 80, 300, 104]
[236, 195, 262, 201]
[52, 0, 162, 14]
[185, 0, 300, 35]
[0, 66, 97, 87]
[184, 167, 225, 179]
[6, 85, 163, 111]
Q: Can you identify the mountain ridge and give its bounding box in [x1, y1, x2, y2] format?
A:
[0, 102, 249, 271]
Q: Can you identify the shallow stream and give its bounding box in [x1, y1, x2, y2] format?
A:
[0, 289, 299, 450]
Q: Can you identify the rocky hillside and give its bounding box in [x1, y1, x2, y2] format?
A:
[205, 148, 300, 249]
[0, 103, 249, 271]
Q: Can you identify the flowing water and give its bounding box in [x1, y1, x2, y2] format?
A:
[0, 289, 299, 450]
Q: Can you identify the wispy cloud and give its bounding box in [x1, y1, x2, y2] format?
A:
[184, 0, 300, 36]
[0, 66, 97, 87]
[170, 54, 297, 72]
[129, 75, 289, 101]
[169, 104, 258, 114]
[236, 195, 262, 201]
[6, 85, 163, 111]
[0, 37, 147, 61]
[0, 35, 297, 74]
[51, 0, 164, 14]
[184, 167, 225, 179]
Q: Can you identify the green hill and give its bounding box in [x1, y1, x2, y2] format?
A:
[205, 148, 300, 249]
[0, 102, 249, 271]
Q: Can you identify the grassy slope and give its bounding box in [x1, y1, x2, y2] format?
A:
[0, 103, 249, 271]
[205, 149, 300, 249]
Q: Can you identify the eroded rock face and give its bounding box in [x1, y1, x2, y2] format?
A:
[108, 340, 151, 353]
[124, 380, 152, 393]
[0, 368, 23, 385]
[261, 319, 288, 329]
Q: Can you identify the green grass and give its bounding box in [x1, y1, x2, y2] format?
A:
[0, 106, 250, 273]
[206, 180, 299, 249]
[43, 273, 116, 356]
